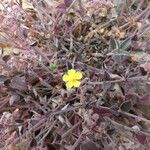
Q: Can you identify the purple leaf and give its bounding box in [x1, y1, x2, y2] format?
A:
[56, 3, 67, 13]
[92, 106, 113, 117]
[10, 76, 28, 92]
[81, 141, 98, 150]
[139, 94, 150, 105]
[66, 60, 73, 70]
[64, 0, 73, 7]
[136, 134, 147, 145]
[125, 93, 139, 103]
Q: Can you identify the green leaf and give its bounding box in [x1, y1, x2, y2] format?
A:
[120, 37, 131, 50]
[109, 37, 119, 51]
[120, 50, 130, 55]
[112, 55, 122, 63]
[120, 101, 132, 112]
[112, 52, 130, 63]
[49, 63, 58, 72]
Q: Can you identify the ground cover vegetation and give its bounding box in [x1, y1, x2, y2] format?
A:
[0, 0, 150, 149]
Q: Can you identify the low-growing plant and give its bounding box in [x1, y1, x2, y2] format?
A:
[0, 0, 150, 149]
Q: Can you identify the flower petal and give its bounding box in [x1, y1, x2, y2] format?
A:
[73, 81, 81, 87]
[68, 69, 76, 76]
[62, 74, 69, 81]
[66, 81, 74, 90]
[75, 71, 83, 80]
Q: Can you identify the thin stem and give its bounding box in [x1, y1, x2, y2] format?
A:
[120, 6, 150, 29]
[62, 121, 82, 138]
[58, 0, 78, 24]
[97, 106, 150, 125]
[119, 110, 150, 124]
[105, 117, 150, 137]
[47, 104, 84, 117]
[87, 78, 125, 85]
[70, 132, 83, 150]
[87, 76, 148, 85]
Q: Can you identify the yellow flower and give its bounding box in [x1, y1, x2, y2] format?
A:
[62, 69, 83, 90]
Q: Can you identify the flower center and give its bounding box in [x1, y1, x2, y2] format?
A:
[71, 78, 76, 83]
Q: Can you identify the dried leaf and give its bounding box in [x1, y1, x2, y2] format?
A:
[10, 76, 28, 92]
[9, 95, 20, 106]
[81, 141, 98, 150]
[140, 62, 150, 73]
[130, 52, 150, 63]
[0, 75, 9, 83]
